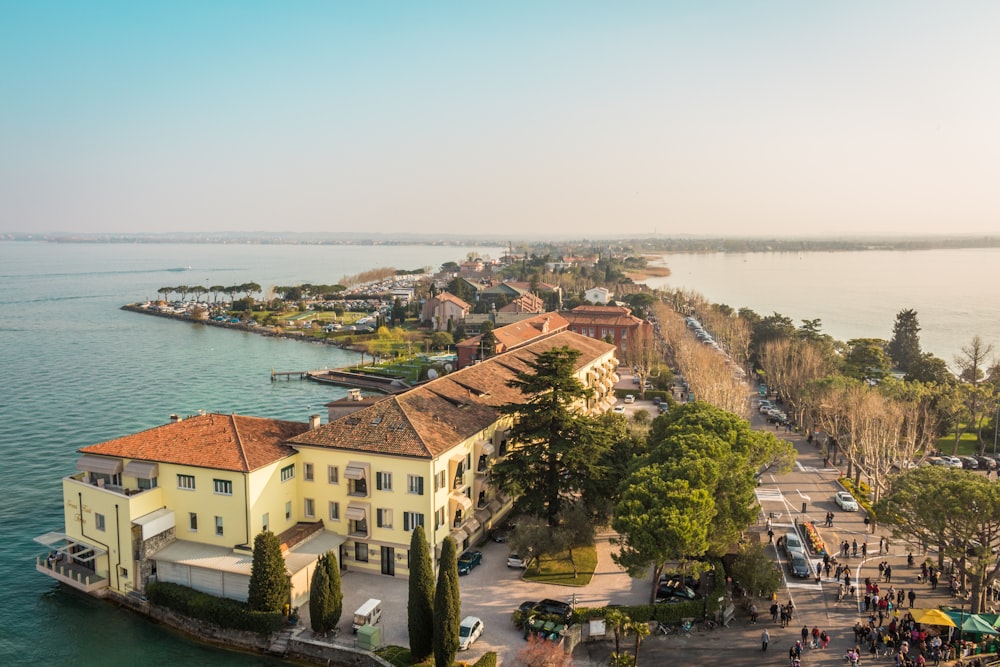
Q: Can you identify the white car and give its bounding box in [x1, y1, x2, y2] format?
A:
[613, 405, 626, 414]
[507, 553, 527, 568]
[458, 616, 484, 651]
[834, 491, 859, 512]
[941, 456, 964, 468]
[623, 394, 636, 404]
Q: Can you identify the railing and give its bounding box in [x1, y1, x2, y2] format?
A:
[35, 555, 108, 595]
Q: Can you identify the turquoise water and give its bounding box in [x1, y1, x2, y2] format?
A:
[0, 241, 496, 666]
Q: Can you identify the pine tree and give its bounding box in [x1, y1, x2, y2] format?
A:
[433, 537, 460, 667]
[408, 525, 435, 661]
[247, 531, 290, 613]
[888, 308, 922, 373]
[323, 551, 343, 629]
[309, 556, 332, 633]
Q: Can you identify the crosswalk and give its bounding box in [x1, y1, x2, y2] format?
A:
[755, 487, 785, 503]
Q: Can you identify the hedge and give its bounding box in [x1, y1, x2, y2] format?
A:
[146, 581, 285, 634]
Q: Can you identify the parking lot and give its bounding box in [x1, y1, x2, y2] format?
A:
[319, 530, 651, 663]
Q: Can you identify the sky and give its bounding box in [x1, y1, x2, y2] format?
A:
[2, 1, 1000, 238]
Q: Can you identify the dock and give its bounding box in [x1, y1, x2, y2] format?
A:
[271, 368, 411, 394]
[270, 370, 309, 380]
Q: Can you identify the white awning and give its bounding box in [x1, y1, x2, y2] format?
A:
[450, 493, 473, 513]
[344, 464, 366, 480]
[345, 504, 367, 521]
[76, 455, 122, 476]
[34, 532, 108, 563]
[464, 518, 482, 535]
[449, 527, 468, 544]
[124, 460, 159, 479]
[474, 508, 491, 524]
[479, 442, 495, 456]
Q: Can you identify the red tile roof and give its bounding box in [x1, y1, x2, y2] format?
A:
[290, 330, 614, 459]
[79, 414, 309, 472]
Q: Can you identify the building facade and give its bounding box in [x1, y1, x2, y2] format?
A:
[36, 331, 617, 609]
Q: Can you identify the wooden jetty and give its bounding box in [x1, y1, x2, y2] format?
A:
[270, 370, 309, 381]
[271, 368, 411, 394]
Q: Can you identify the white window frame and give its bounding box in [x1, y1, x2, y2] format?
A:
[407, 474, 424, 495]
[376, 471, 392, 491]
[377, 508, 393, 529]
[329, 501, 340, 521]
[177, 474, 195, 490]
[304, 498, 315, 518]
[95, 513, 106, 531]
[215, 516, 224, 536]
[328, 465, 339, 484]
[303, 462, 314, 482]
[280, 464, 295, 482]
[213, 479, 233, 496]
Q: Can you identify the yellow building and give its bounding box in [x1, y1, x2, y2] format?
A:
[35, 330, 617, 608]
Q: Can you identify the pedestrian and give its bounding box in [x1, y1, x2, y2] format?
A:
[885, 563, 893, 583]
[879, 536, 885, 553]
[862, 542, 868, 558]
[761, 628, 769, 651]
[820, 630, 830, 649]
[811, 626, 820, 648]
[908, 589, 916, 608]
[750, 602, 758, 624]
[897, 587, 905, 607]
[770, 601, 779, 622]
[801, 625, 809, 646]
[816, 562, 822, 583]
[852, 539, 859, 557]
[879, 561, 886, 580]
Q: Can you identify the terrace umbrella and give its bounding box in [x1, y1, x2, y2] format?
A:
[911, 608, 958, 627]
[944, 611, 1000, 636]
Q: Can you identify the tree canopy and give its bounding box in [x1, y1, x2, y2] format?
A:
[433, 537, 461, 667]
[247, 531, 289, 613]
[407, 525, 435, 661]
[888, 309, 922, 373]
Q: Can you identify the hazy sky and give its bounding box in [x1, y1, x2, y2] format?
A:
[3, 1, 1000, 238]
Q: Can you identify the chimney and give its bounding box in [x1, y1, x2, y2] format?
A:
[309, 414, 321, 430]
[169, 414, 181, 424]
[348, 388, 362, 402]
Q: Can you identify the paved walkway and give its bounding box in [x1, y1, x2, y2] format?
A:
[576, 402, 982, 667]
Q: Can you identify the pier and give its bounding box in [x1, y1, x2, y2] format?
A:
[271, 370, 309, 381]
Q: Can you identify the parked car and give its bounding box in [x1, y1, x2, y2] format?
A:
[458, 616, 484, 651]
[658, 572, 700, 590]
[656, 579, 699, 602]
[941, 456, 964, 468]
[457, 550, 483, 575]
[834, 491, 859, 512]
[490, 529, 510, 543]
[507, 553, 527, 568]
[613, 405, 626, 414]
[624, 394, 636, 404]
[975, 455, 997, 470]
[960, 456, 980, 470]
[788, 553, 812, 578]
[531, 599, 572, 622]
[517, 600, 537, 615]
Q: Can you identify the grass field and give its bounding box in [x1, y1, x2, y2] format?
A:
[522, 545, 598, 587]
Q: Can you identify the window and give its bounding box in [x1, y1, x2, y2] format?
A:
[407, 475, 424, 495]
[304, 498, 315, 518]
[435, 506, 445, 529]
[453, 461, 466, 489]
[280, 464, 295, 482]
[137, 477, 157, 490]
[95, 513, 106, 531]
[262, 513, 269, 532]
[329, 501, 340, 521]
[285, 501, 292, 520]
[327, 465, 339, 484]
[349, 477, 368, 496]
[477, 454, 488, 472]
[189, 512, 198, 531]
[303, 463, 314, 482]
[403, 512, 425, 531]
[376, 471, 392, 491]
[177, 474, 195, 490]
[213, 479, 232, 495]
[437, 470, 446, 491]
[355, 542, 369, 562]
[215, 516, 224, 536]
[376, 508, 393, 528]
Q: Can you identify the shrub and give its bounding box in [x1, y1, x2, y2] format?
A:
[839, 477, 876, 519]
[472, 652, 498, 667]
[146, 581, 284, 634]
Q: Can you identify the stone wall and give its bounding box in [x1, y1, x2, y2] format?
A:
[287, 634, 393, 667]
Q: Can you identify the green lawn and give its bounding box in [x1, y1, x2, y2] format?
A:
[936, 426, 987, 456]
[522, 545, 598, 586]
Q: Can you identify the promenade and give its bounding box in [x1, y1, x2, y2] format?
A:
[576, 403, 984, 667]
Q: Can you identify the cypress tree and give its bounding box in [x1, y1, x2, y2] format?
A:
[407, 525, 435, 660]
[247, 530, 290, 613]
[433, 536, 460, 667]
[323, 550, 343, 628]
[309, 556, 332, 633]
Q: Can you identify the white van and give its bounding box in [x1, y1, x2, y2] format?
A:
[352, 598, 382, 633]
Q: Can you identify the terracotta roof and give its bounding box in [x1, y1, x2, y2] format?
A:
[506, 281, 559, 292]
[456, 312, 569, 352]
[290, 330, 614, 459]
[562, 305, 645, 328]
[435, 292, 472, 309]
[79, 413, 309, 472]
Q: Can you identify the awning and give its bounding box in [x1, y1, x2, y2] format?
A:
[34, 532, 107, 563]
[345, 504, 367, 521]
[474, 508, 492, 524]
[124, 460, 159, 479]
[464, 518, 482, 535]
[486, 499, 502, 514]
[450, 493, 473, 513]
[344, 464, 367, 480]
[76, 455, 123, 476]
[449, 527, 468, 544]
[479, 442, 495, 456]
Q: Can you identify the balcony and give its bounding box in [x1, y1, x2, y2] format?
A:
[67, 472, 157, 498]
[36, 555, 108, 595]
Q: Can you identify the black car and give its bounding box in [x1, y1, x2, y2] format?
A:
[457, 550, 483, 575]
[531, 599, 572, 622]
[789, 554, 811, 579]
